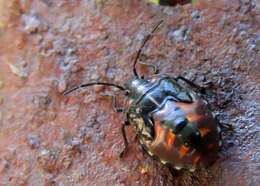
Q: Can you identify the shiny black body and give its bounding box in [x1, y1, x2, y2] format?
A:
[124, 76, 221, 170]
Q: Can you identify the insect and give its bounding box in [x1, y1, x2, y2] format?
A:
[63, 20, 227, 171]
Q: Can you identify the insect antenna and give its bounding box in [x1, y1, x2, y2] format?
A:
[133, 20, 164, 78]
[63, 82, 126, 96]
[63, 21, 163, 96]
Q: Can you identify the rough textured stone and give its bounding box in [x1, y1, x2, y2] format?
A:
[0, 0, 259, 185]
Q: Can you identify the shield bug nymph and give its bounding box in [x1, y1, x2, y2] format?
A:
[63, 20, 229, 171]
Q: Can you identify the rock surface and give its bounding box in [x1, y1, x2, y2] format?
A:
[0, 0, 259, 185]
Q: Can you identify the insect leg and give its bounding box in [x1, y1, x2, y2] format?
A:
[138, 60, 159, 75]
[215, 116, 233, 132]
[175, 76, 208, 94]
[218, 121, 233, 132]
[120, 120, 130, 158]
[100, 93, 124, 113]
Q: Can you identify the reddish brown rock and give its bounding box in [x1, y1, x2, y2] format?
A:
[0, 0, 259, 185]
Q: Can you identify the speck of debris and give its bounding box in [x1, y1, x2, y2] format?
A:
[168, 25, 189, 42]
[191, 10, 200, 20]
[59, 54, 79, 71]
[21, 14, 47, 34]
[8, 61, 28, 78]
[27, 134, 41, 149]
[31, 94, 52, 110]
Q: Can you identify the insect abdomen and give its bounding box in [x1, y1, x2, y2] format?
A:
[148, 99, 220, 169]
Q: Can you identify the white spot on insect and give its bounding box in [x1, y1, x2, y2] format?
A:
[147, 150, 154, 156]
[151, 78, 156, 83]
[217, 126, 221, 133]
[196, 132, 200, 136]
[174, 166, 182, 170]
[160, 159, 167, 165]
[137, 85, 145, 93]
[189, 167, 196, 172]
[219, 140, 222, 147]
[135, 119, 144, 129]
[132, 80, 139, 86]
